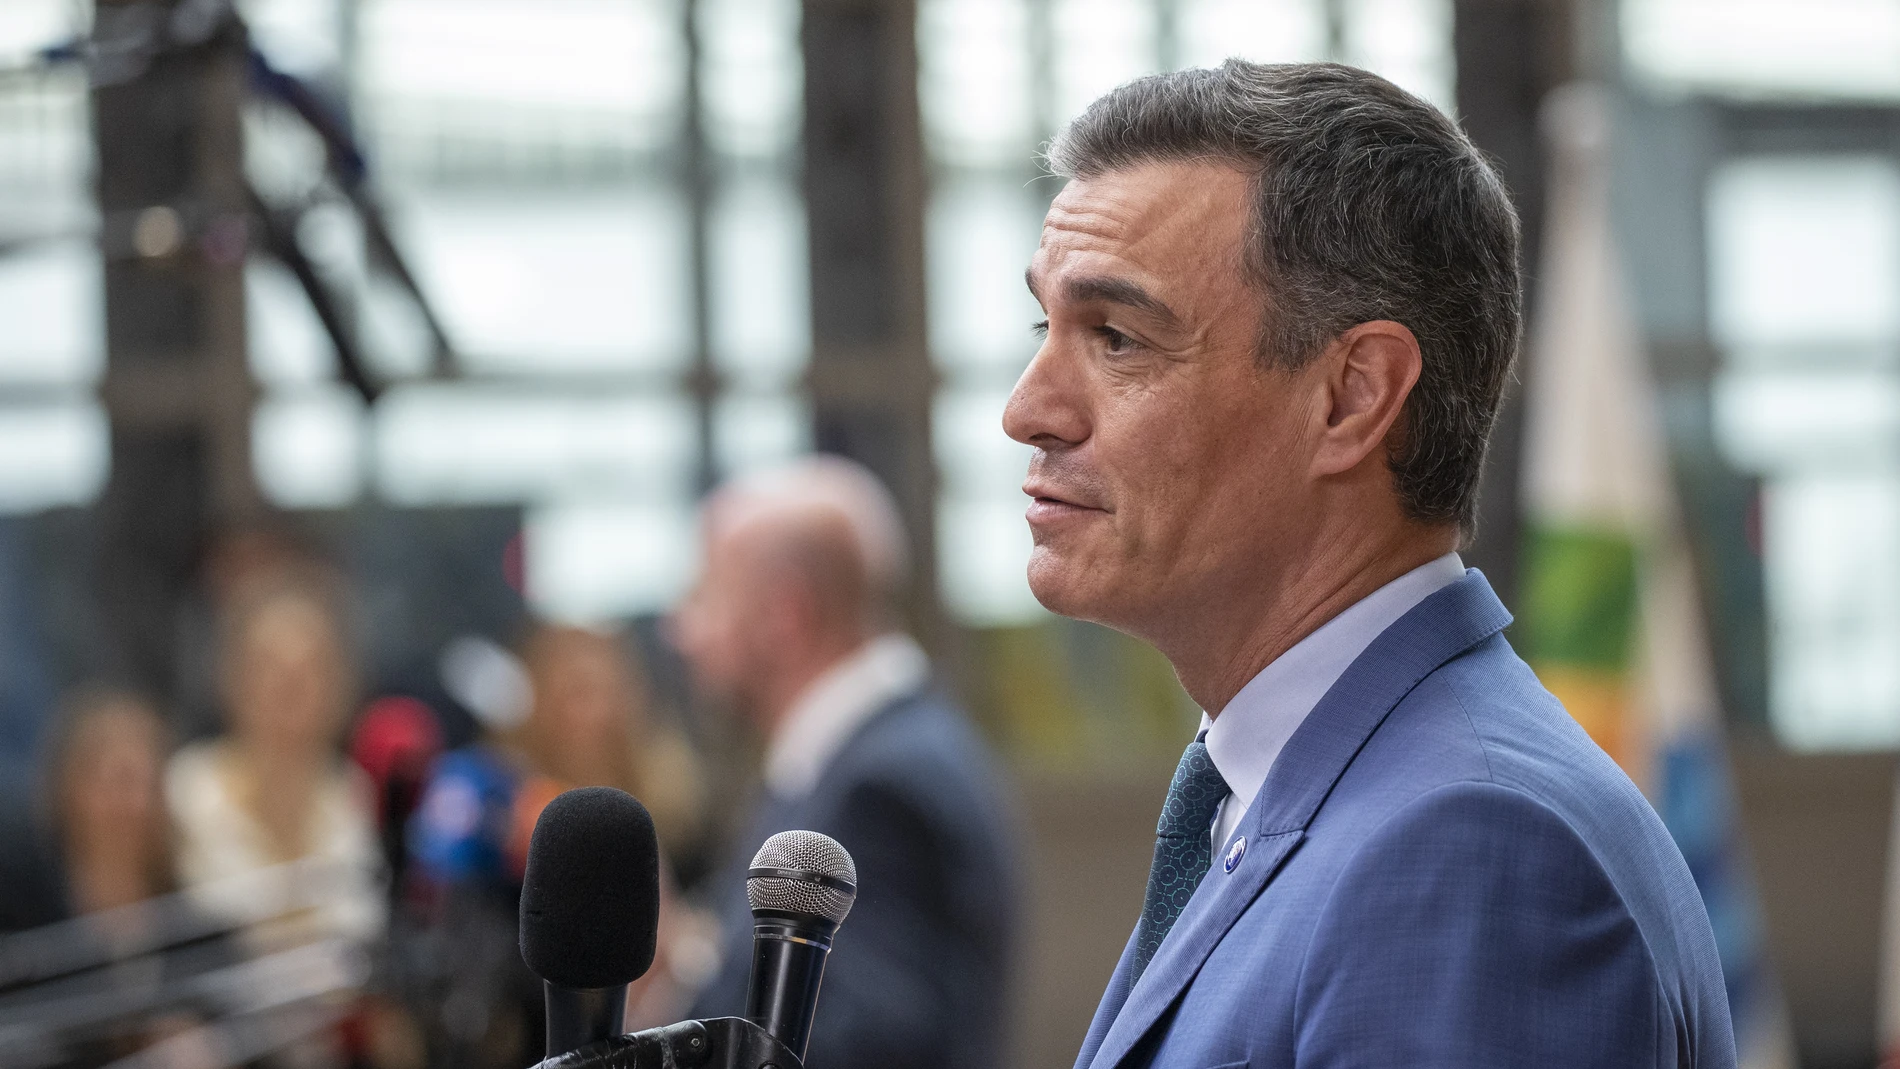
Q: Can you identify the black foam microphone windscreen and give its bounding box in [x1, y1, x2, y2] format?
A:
[519, 786, 660, 990]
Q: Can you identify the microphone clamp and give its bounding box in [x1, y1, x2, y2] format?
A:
[529, 1017, 803, 1069]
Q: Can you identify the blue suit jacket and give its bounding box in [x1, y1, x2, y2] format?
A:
[690, 686, 1019, 1069]
[1076, 571, 1735, 1069]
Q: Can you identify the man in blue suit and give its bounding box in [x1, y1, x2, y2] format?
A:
[1003, 61, 1735, 1067]
[671, 457, 1018, 1069]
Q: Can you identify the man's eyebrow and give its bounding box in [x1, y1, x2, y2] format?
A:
[1064, 275, 1184, 327]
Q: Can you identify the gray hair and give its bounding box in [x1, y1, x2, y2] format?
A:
[1046, 61, 1522, 538]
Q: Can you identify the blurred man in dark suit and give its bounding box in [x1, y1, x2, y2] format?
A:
[672, 456, 1017, 1069]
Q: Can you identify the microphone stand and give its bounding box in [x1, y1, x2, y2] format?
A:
[530, 1017, 802, 1069]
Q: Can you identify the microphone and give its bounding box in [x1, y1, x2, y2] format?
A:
[519, 787, 660, 1061]
[743, 831, 858, 1063]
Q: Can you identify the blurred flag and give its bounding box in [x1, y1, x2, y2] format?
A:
[1518, 83, 1792, 1069]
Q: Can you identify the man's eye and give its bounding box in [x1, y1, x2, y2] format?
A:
[1096, 326, 1136, 354]
[1031, 319, 1049, 337]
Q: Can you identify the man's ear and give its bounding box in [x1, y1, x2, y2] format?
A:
[1310, 320, 1422, 478]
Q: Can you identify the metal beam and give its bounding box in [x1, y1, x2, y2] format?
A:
[89, 0, 258, 704]
[801, 0, 939, 642]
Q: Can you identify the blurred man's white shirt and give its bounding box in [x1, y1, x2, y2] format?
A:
[1205, 552, 1466, 851]
[764, 633, 930, 799]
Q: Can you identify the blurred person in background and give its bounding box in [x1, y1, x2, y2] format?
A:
[42, 690, 175, 916]
[166, 578, 385, 948]
[0, 690, 229, 1068]
[672, 456, 1019, 1069]
[9, 690, 177, 930]
[403, 623, 709, 1064]
[509, 625, 705, 867]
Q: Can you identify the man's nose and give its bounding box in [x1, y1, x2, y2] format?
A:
[1003, 342, 1088, 448]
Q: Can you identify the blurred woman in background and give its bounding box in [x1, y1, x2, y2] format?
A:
[33, 689, 177, 926]
[4, 690, 231, 1068]
[166, 579, 385, 947]
[508, 625, 704, 861]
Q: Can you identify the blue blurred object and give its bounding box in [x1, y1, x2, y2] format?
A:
[1660, 733, 1784, 1062]
[409, 747, 521, 887]
[0, 517, 54, 781]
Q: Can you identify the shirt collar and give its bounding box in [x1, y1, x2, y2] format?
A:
[764, 633, 930, 799]
[1202, 552, 1466, 807]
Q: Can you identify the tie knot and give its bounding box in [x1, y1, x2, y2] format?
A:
[1157, 737, 1227, 840]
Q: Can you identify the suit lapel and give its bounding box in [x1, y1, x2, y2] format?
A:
[1073, 930, 1140, 1069]
[1085, 570, 1513, 1069]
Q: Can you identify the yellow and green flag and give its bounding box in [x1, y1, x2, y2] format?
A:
[1518, 84, 1791, 1069]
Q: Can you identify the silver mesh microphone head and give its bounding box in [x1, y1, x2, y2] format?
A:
[746, 830, 857, 926]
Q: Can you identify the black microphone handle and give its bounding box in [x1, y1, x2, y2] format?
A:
[744, 916, 834, 1062]
[544, 983, 628, 1060]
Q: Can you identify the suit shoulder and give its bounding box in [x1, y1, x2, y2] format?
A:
[832, 691, 1006, 797]
[814, 691, 1019, 860]
[1371, 637, 1732, 1046]
[1421, 635, 1647, 805]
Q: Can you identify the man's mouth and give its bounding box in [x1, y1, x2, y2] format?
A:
[1022, 481, 1108, 519]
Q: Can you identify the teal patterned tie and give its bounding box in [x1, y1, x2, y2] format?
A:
[1130, 733, 1228, 980]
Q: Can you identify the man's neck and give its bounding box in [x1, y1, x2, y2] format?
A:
[1163, 525, 1459, 715]
[760, 631, 870, 736]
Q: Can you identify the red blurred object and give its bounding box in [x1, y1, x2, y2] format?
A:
[350, 696, 444, 825]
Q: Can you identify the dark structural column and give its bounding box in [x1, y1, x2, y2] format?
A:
[801, 0, 939, 640]
[89, 0, 259, 705]
[1453, 0, 1578, 610]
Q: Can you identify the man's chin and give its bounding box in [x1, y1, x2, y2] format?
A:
[1026, 548, 1118, 623]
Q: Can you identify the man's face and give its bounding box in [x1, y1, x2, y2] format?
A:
[669, 517, 783, 724]
[671, 522, 758, 713]
[1004, 161, 1322, 637]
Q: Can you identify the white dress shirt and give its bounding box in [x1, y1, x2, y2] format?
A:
[764, 632, 931, 799]
[1205, 553, 1467, 852]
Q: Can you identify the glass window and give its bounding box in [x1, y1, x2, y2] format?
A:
[935, 386, 1038, 624]
[1707, 153, 1900, 748]
[1343, 0, 1454, 112]
[241, 0, 345, 76]
[373, 386, 695, 505]
[358, 0, 683, 157]
[1707, 156, 1900, 355]
[699, 0, 803, 158]
[927, 178, 1045, 375]
[249, 262, 341, 387]
[919, 0, 1035, 166]
[0, 2, 100, 513]
[1050, 0, 1159, 127]
[0, 403, 108, 513]
[392, 187, 693, 374]
[715, 392, 811, 476]
[1763, 474, 1900, 749]
[1178, 0, 1327, 69]
[710, 175, 810, 385]
[1624, 0, 1900, 102]
[254, 387, 369, 508]
[524, 499, 698, 624]
[0, 238, 100, 386]
[1714, 369, 1900, 470]
[237, 0, 811, 619]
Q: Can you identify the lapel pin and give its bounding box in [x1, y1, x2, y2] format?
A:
[1223, 835, 1246, 873]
